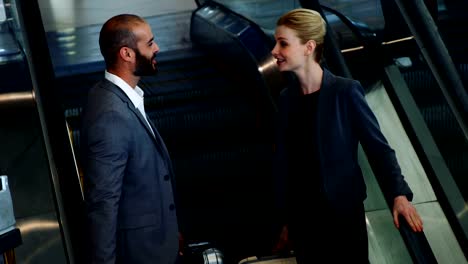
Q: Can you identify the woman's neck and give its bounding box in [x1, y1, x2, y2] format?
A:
[295, 61, 323, 95]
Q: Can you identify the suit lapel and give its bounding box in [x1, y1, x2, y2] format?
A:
[316, 68, 336, 161]
[128, 100, 174, 168]
[146, 115, 176, 174]
[103, 80, 173, 172]
[127, 104, 156, 138]
[103, 80, 159, 146]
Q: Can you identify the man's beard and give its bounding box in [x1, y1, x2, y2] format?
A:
[134, 49, 158, 76]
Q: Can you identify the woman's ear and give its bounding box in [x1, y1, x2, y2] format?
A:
[305, 40, 316, 56]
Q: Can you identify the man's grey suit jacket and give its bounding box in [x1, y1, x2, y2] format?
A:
[81, 79, 179, 264]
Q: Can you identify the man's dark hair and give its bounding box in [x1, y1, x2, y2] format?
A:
[99, 14, 145, 68]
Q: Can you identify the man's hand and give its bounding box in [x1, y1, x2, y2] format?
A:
[393, 195, 423, 232]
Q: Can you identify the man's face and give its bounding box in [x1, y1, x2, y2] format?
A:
[133, 23, 159, 76]
[134, 48, 158, 76]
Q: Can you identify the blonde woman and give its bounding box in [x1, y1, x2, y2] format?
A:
[271, 8, 423, 263]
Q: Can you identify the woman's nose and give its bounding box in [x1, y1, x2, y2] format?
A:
[271, 44, 278, 56]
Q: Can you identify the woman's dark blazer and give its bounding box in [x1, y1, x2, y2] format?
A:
[81, 79, 179, 264]
[275, 68, 413, 215]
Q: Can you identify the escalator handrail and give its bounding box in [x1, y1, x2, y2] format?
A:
[393, 0, 468, 142]
[398, 215, 438, 264]
[299, 0, 352, 79]
[320, 4, 380, 50]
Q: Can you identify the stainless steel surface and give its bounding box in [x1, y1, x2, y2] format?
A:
[366, 209, 412, 264]
[0, 91, 34, 108]
[203, 248, 224, 264]
[417, 202, 467, 263]
[1, 104, 67, 263]
[365, 81, 437, 204]
[15, 213, 67, 264]
[0, 176, 15, 235]
[362, 82, 466, 262]
[1, 0, 466, 263]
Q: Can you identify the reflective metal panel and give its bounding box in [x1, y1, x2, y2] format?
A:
[362, 81, 465, 262]
[366, 209, 412, 264]
[365, 81, 437, 204]
[417, 202, 467, 264]
[15, 213, 67, 264]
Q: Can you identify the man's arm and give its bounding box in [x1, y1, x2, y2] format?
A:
[83, 111, 129, 263]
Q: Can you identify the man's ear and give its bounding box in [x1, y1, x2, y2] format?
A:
[305, 40, 316, 56]
[119, 47, 133, 62]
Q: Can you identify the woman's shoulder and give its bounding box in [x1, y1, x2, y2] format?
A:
[324, 69, 359, 86]
[323, 69, 363, 97]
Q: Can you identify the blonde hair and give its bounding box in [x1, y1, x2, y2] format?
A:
[277, 8, 327, 62]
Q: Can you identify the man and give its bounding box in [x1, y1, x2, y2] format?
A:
[81, 14, 180, 263]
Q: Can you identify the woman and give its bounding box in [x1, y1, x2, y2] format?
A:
[271, 8, 423, 263]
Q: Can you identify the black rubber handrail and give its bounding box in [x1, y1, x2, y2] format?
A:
[299, 0, 352, 78]
[398, 215, 437, 263]
[393, 0, 468, 141]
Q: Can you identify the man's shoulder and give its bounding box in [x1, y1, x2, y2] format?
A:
[87, 79, 125, 102]
[84, 79, 125, 113]
[89, 79, 113, 93]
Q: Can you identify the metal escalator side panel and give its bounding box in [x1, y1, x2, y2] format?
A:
[0, 176, 16, 235]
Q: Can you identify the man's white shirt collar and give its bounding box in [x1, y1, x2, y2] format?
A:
[105, 71, 145, 110]
[105, 71, 155, 136]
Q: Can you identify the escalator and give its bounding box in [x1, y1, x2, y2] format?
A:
[47, 0, 468, 263]
[54, 5, 282, 261]
[195, 0, 468, 263]
[55, 2, 291, 262]
[2, 0, 468, 263]
[320, 0, 468, 262]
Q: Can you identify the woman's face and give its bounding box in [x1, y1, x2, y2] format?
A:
[271, 25, 308, 72]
